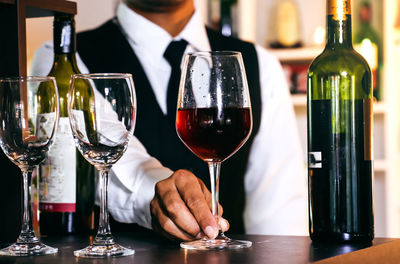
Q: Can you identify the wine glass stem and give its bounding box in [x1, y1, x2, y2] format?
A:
[95, 168, 114, 245]
[208, 162, 223, 236]
[18, 167, 38, 244]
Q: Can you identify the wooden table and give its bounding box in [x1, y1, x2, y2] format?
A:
[0, 232, 399, 264]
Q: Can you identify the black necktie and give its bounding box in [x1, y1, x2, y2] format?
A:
[164, 39, 188, 122]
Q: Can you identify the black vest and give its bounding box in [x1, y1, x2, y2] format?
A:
[77, 20, 261, 233]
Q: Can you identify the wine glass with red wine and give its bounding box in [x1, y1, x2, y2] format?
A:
[176, 51, 253, 250]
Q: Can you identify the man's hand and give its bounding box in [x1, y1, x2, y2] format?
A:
[150, 169, 229, 241]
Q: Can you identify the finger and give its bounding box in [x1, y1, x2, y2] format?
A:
[157, 187, 202, 237]
[151, 216, 178, 242]
[155, 176, 202, 237]
[151, 197, 195, 241]
[195, 218, 229, 239]
[219, 218, 230, 232]
[174, 170, 218, 239]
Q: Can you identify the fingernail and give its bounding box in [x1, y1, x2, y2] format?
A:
[220, 218, 230, 231]
[196, 231, 205, 239]
[205, 226, 217, 239]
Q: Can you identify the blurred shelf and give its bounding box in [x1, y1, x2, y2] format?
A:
[373, 101, 387, 115]
[374, 159, 387, 173]
[0, 0, 76, 17]
[268, 46, 324, 63]
[291, 94, 307, 107]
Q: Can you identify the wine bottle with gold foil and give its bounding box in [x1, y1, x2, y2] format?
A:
[39, 13, 95, 235]
[307, 0, 374, 242]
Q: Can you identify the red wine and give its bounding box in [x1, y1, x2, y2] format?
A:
[308, 99, 374, 242]
[176, 107, 252, 162]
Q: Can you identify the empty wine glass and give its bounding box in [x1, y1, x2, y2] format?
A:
[176, 51, 253, 250]
[68, 73, 136, 258]
[0, 76, 59, 256]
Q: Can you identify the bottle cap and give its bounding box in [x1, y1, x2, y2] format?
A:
[328, 0, 351, 21]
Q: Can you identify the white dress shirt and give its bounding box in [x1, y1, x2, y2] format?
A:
[30, 2, 308, 236]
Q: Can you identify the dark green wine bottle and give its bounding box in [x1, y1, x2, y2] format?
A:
[307, 0, 374, 243]
[220, 0, 237, 37]
[39, 13, 95, 235]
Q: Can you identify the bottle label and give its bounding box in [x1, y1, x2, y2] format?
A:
[309, 152, 322, 168]
[363, 98, 373, 161]
[39, 117, 76, 212]
[328, 0, 351, 20]
[70, 109, 89, 142]
[35, 112, 57, 142]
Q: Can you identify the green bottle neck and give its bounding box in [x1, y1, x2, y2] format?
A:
[220, 0, 236, 36]
[326, 15, 353, 49]
[220, 1, 232, 17]
[53, 15, 76, 55]
[53, 53, 77, 66]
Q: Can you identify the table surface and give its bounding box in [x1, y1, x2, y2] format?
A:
[0, 233, 398, 264]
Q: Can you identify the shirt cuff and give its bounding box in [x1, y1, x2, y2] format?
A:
[107, 159, 172, 229]
[131, 167, 173, 229]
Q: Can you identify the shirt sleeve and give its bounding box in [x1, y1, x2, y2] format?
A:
[108, 136, 173, 229]
[29, 42, 54, 76]
[29, 41, 91, 75]
[30, 42, 173, 229]
[243, 45, 308, 236]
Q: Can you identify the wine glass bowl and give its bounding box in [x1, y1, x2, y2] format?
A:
[176, 107, 252, 162]
[68, 73, 136, 257]
[0, 76, 59, 256]
[176, 51, 253, 250]
[69, 74, 135, 168]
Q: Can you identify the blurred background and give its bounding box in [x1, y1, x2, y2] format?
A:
[25, 0, 400, 239]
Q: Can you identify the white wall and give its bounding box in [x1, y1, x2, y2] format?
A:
[27, 0, 120, 70]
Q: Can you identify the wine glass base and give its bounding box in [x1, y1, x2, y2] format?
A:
[73, 243, 134, 258]
[180, 236, 252, 250]
[0, 242, 58, 256]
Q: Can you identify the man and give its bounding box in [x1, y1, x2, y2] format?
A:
[31, 0, 307, 241]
